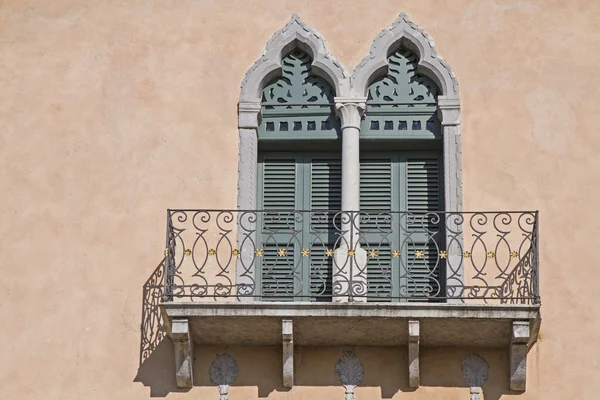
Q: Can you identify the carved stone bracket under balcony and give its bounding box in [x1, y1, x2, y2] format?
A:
[282, 319, 294, 388]
[408, 320, 420, 388]
[510, 320, 531, 392]
[171, 318, 194, 388]
[161, 302, 541, 391]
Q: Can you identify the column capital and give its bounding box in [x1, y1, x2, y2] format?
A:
[238, 101, 261, 129]
[334, 97, 367, 130]
[437, 95, 461, 126]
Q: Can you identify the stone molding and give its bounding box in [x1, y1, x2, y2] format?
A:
[163, 302, 541, 320]
[438, 95, 461, 126]
[238, 102, 261, 129]
[240, 13, 350, 103]
[351, 12, 459, 98]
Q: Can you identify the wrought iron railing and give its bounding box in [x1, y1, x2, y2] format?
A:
[163, 210, 539, 304]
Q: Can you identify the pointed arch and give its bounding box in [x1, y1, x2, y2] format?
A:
[351, 13, 458, 99]
[236, 15, 349, 297]
[240, 13, 350, 103]
[352, 13, 462, 214]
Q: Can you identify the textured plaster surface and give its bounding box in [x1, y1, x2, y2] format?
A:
[1, 0, 600, 399]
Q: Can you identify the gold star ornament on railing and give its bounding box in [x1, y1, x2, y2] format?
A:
[325, 249, 334, 257]
[278, 248, 287, 257]
[232, 249, 240, 256]
[369, 249, 378, 258]
[301, 249, 310, 257]
[439, 250, 448, 259]
[392, 250, 401, 258]
[255, 248, 264, 257]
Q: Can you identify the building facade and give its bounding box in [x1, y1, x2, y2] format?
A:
[1, 1, 599, 399]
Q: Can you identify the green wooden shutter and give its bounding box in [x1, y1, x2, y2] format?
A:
[259, 156, 300, 301]
[258, 153, 342, 301]
[360, 158, 394, 301]
[407, 158, 441, 212]
[309, 157, 341, 301]
[405, 157, 443, 301]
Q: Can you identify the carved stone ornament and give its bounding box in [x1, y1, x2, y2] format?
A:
[461, 353, 489, 400]
[210, 353, 240, 400]
[335, 350, 364, 400]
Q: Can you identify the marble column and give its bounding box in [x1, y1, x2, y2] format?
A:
[333, 97, 366, 302]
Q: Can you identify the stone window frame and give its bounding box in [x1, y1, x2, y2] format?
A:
[236, 13, 463, 295]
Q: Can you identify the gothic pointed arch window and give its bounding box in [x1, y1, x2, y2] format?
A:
[256, 48, 342, 301]
[238, 13, 462, 303]
[358, 46, 445, 301]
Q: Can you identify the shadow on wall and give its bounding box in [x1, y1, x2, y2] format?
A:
[134, 259, 190, 397]
[133, 261, 512, 399]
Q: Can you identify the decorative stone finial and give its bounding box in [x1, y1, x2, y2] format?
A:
[210, 353, 239, 400]
[335, 350, 364, 400]
[461, 353, 489, 400]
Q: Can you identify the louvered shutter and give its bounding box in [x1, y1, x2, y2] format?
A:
[407, 158, 441, 212]
[405, 157, 443, 301]
[360, 158, 394, 301]
[309, 157, 341, 301]
[259, 156, 299, 301]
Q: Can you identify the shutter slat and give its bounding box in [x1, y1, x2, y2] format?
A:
[360, 158, 392, 213]
[262, 158, 297, 231]
[407, 158, 441, 213]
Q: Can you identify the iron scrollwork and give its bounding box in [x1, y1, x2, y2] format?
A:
[161, 209, 540, 304]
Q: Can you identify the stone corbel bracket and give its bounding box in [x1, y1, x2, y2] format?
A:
[172, 318, 194, 388]
[408, 320, 420, 388]
[510, 320, 530, 392]
[282, 319, 294, 388]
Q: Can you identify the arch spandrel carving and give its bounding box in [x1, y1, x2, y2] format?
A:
[240, 13, 350, 103]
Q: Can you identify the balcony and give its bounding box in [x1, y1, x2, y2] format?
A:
[156, 210, 540, 390]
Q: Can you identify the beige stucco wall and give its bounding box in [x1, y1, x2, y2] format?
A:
[1, 0, 599, 398]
